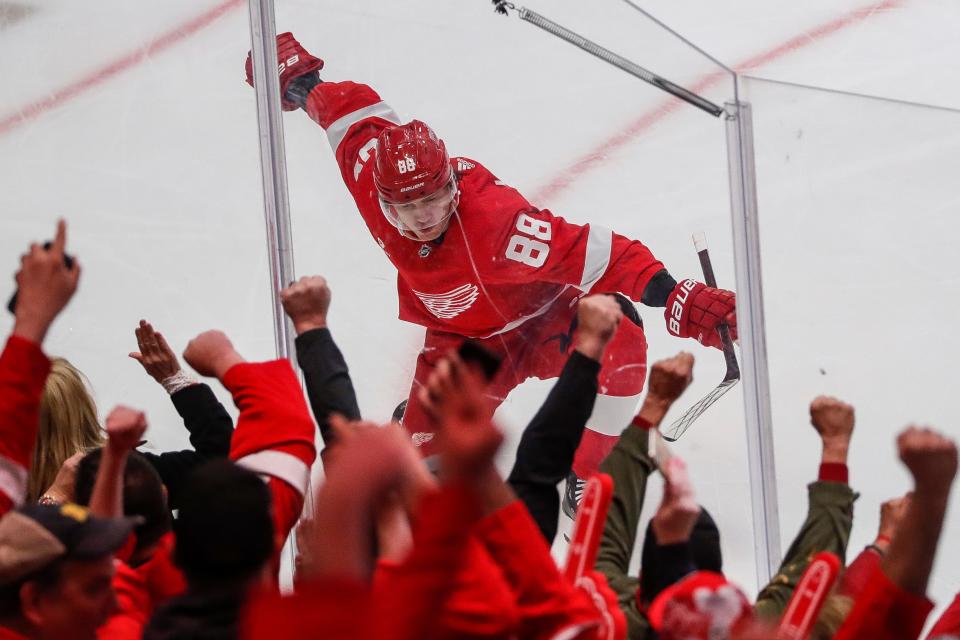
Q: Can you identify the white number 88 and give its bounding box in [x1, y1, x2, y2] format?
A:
[516, 213, 551, 240]
[506, 235, 549, 267]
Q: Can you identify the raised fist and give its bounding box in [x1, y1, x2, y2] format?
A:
[183, 330, 243, 379]
[897, 427, 958, 496]
[105, 406, 148, 454]
[878, 494, 910, 542]
[245, 32, 324, 111]
[646, 352, 695, 407]
[809, 396, 855, 443]
[651, 457, 701, 544]
[281, 275, 331, 335]
[574, 294, 623, 360]
[13, 220, 81, 343]
[665, 279, 737, 350]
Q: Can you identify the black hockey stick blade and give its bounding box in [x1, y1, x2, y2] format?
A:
[662, 233, 740, 442]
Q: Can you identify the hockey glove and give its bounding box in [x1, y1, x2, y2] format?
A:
[245, 32, 324, 111]
[664, 279, 737, 349]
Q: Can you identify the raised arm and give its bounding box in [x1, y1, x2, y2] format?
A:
[755, 395, 857, 619]
[883, 428, 956, 595]
[89, 406, 148, 518]
[594, 352, 693, 637]
[419, 351, 624, 640]
[840, 494, 908, 598]
[0, 220, 79, 515]
[282, 275, 361, 445]
[129, 319, 233, 509]
[183, 330, 317, 574]
[508, 294, 622, 543]
[835, 427, 957, 640]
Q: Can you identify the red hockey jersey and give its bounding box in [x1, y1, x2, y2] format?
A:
[305, 82, 665, 338]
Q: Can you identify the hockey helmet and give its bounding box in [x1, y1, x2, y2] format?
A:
[374, 121, 459, 240]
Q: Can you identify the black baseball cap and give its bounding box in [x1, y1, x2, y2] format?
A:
[0, 503, 139, 586]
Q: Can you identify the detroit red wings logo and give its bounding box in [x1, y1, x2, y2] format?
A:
[413, 284, 479, 319]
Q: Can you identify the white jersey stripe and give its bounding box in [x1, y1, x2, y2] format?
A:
[236, 450, 311, 497]
[325, 101, 401, 154]
[0, 453, 28, 506]
[578, 224, 613, 292]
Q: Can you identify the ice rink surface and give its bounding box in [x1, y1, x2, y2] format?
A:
[2, 0, 959, 616]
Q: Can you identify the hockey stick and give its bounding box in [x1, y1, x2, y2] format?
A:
[661, 233, 740, 442]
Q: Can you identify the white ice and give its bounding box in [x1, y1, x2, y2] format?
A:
[1, 0, 958, 623]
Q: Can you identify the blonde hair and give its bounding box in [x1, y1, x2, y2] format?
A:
[27, 358, 105, 502]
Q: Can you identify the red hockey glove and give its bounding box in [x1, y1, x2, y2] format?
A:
[664, 279, 737, 350]
[245, 32, 324, 111]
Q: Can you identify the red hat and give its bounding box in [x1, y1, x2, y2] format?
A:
[648, 571, 755, 640]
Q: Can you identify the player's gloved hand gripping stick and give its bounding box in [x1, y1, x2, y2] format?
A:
[662, 233, 740, 441]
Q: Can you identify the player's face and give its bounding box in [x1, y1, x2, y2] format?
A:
[380, 179, 459, 241]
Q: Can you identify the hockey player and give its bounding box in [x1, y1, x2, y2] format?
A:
[244, 33, 738, 513]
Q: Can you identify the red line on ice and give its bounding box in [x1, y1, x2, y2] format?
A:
[530, 0, 903, 203]
[0, 0, 244, 136]
[0, 0, 899, 155]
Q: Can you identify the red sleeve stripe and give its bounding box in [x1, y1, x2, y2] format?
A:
[326, 101, 401, 153]
[578, 224, 613, 293]
[236, 451, 311, 497]
[0, 453, 28, 507]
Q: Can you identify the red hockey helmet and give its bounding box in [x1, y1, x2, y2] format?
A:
[374, 120, 452, 203]
[374, 121, 459, 241]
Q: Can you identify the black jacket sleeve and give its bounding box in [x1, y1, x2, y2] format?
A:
[139, 382, 234, 511]
[295, 327, 361, 444]
[507, 350, 600, 544]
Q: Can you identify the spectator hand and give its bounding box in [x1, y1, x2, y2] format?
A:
[105, 406, 148, 454]
[574, 294, 623, 361]
[809, 397, 854, 464]
[129, 319, 181, 383]
[42, 450, 86, 504]
[877, 494, 910, 546]
[327, 414, 437, 512]
[281, 276, 331, 335]
[897, 427, 958, 497]
[651, 457, 701, 545]
[310, 423, 417, 580]
[421, 352, 503, 480]
[637, 352, 695, 427]
[183, 330, 244, 379]
[12, 219, 81, 344]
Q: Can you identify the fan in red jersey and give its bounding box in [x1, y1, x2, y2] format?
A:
[246, 33, 738, 515]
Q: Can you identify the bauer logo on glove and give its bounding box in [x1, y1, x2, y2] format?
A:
[664, 279, 737, 350]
